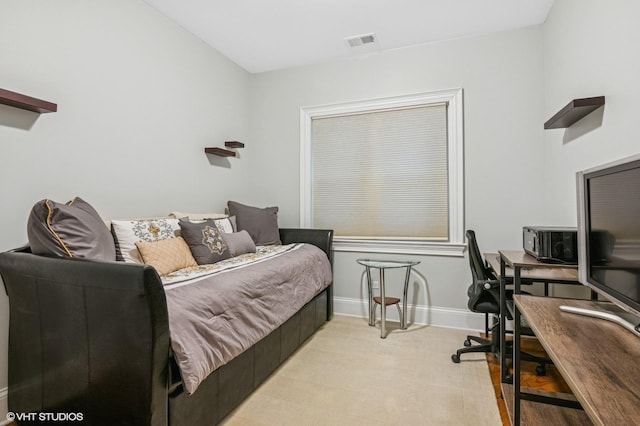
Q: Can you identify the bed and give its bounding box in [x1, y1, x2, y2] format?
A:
[0, 226, 333, 425]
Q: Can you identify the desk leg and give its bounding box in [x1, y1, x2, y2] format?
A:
[380, 269, 386, 339]
[500, 257, 508, 383]
[514, 266, 522, 426]
[401, 266, 411, 329]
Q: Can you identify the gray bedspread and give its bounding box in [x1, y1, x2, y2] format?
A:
[163, 243, 332, 394]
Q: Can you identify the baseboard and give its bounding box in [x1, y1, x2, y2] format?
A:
[333, 296, 486, 331]
[0, 387, 9, 426]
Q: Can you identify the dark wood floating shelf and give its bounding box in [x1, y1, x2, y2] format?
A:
[544, 96, 605, 129]
[225, 141, 245, 148]
[0, 88, 57, 113]
[205, 141, 245, 158]
[204, 147, 236, 157]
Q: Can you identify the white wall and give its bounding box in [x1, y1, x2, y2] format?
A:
[542, 0, 640, 299]
[3, 0, 637, 419]
[543, 0, 640, 224]
[0, 0, 251, 416]
[250, 27, 547, 322]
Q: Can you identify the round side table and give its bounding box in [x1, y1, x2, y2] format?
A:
[356, 259, 420, 338]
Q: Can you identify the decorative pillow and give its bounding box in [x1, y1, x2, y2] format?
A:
[178, 218, 233, 265]
[27, 197, 116, 261]
[178, 216, 236, 231]
[111, 218, 180, 263]
[168, 211, 228, 221]
[222, 230, 257, 257]
[227, 201, 281, 245]
[135, 237, 197, 276]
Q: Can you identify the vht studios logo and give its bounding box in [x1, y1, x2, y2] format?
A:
[6, 411, 84, 422]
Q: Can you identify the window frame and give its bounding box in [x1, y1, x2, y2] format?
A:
[299, 88, 465, 256]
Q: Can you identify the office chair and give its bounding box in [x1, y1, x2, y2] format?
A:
[451, 230, 548, 378]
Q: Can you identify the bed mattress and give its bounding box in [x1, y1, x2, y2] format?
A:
[163, 243, 332, 394]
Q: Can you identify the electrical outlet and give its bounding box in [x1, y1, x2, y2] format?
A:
[372, 280, 379, 289]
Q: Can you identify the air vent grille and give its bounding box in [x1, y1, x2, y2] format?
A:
[345, 33, 376, 48]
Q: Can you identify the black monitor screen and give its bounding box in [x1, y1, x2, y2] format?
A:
[586, 160, 640, 314]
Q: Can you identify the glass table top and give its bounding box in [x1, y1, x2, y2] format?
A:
[356, 259, 420, 269]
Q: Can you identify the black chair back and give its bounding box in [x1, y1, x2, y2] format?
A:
[466, 229, 495, 282]
[465, 230, 499, 313]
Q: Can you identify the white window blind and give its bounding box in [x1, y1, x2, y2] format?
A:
[311, 103, 449, 240]
[300, 88, 464, 256]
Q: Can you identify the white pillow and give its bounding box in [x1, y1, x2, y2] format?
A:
[177, 216, 236, 233]
[111, 218, 180, 263]
[168, 211, 228, 220]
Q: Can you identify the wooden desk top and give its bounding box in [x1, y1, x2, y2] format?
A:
[499, 249, 578, 269]
[514, 295, 640, 426]
[485, 252, 579, 283]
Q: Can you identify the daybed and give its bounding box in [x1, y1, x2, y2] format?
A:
[0, 199, 333, 425]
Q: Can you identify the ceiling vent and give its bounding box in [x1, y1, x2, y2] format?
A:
[345, 33, 376, 48]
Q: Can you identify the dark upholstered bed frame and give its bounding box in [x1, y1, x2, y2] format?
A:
[0, 228, 333, 425]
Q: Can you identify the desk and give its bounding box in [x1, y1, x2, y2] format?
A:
[510, 295, 640, 425]
[485, 252, 579, 287]
[492, 251, 580, 384]
[356, 259, 419, 339]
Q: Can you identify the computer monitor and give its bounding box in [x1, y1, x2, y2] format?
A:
[569, 153, 640, 336]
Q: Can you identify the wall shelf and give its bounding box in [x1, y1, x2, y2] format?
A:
[205, 141, 245, 158]
[0, 88, 57, 113]
[225, 141, 245, 148]
[544, 96, 605, 129]
[204, 147, 236, 157]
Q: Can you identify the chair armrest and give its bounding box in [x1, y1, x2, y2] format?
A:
[481, 279, 501, 290]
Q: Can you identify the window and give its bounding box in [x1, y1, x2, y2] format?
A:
[300, 89, 464, 256]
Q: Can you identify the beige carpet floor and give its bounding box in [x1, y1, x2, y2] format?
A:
[221, 314, 501, 425]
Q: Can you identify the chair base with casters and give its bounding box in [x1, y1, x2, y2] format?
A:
[451, 313, 500, 364]
[450, 315, 549, 381]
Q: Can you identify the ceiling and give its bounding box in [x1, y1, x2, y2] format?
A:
[143, 0, 555, 74]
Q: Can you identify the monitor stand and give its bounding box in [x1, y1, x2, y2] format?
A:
[560, 304, 640, 338]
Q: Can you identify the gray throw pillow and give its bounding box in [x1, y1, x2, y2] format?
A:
[178, 218, 233, 264]
[227, 200, 281, 245]
[27, 197, 116, 261]
[222, 230, 257, 256]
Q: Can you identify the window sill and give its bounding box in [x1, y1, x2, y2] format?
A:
[333, 238, 467, 257]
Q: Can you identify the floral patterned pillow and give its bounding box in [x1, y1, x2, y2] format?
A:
[111, 218, 180, 263]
